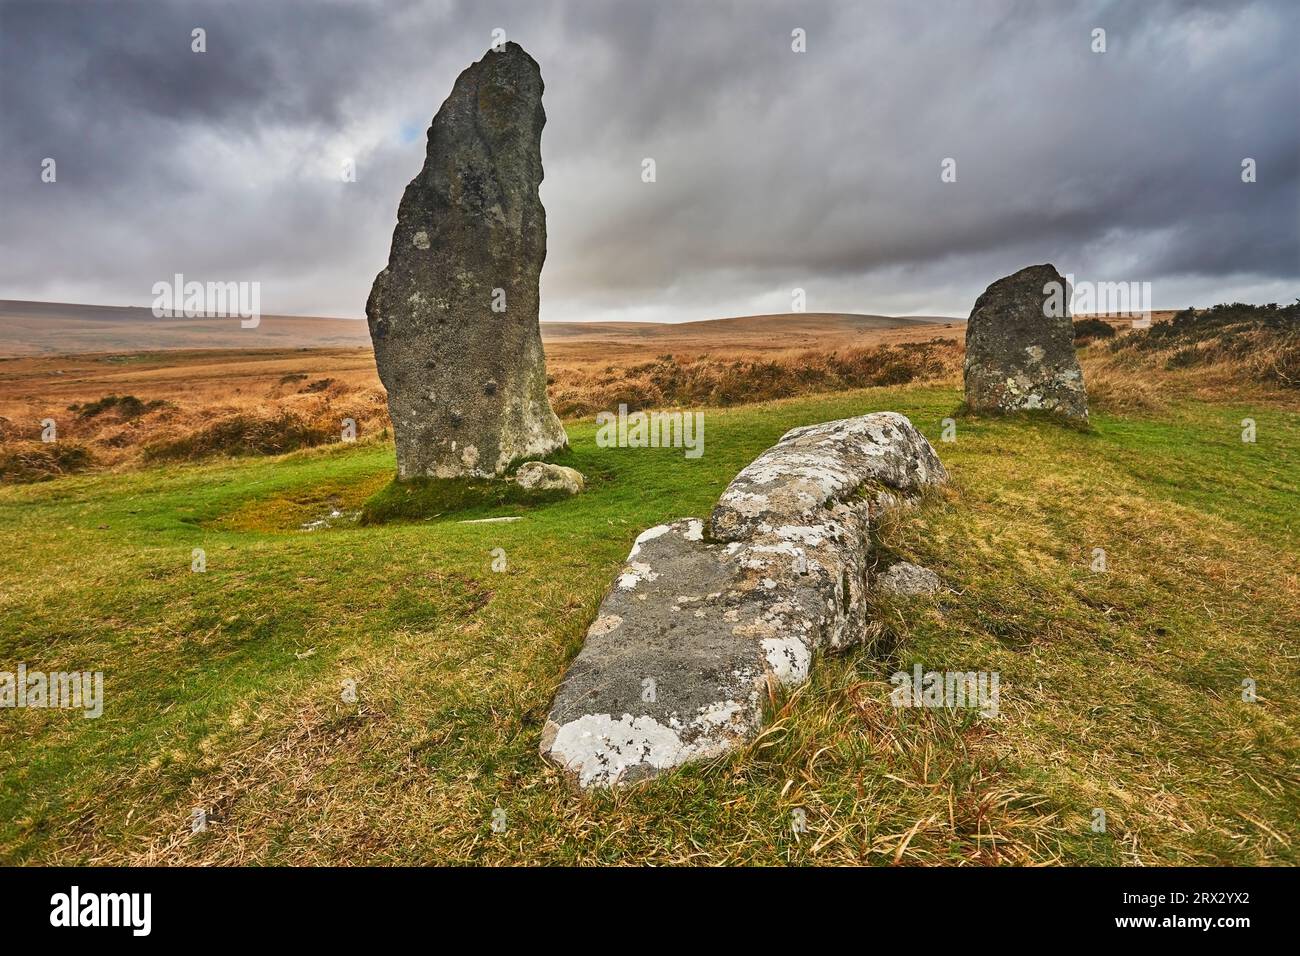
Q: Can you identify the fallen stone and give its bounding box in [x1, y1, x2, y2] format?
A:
[875, 561, 941, 596]
[515, 461, 584, 495]
[963, 263, 1088, 422]
[540, 412, 947, 788]
[366, 42, 567, 479]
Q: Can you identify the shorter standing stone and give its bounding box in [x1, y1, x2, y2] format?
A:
[963, 264, 1088, 422]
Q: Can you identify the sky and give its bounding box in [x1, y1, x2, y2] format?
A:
[1, 0, 1297, 323]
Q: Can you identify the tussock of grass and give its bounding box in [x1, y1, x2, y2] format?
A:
[143, 411, 338, 462]
[0, 441, 94, 483]
[69, 394, 167, 420]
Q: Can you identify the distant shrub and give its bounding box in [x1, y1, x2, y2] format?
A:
[1111, 302, 1300, 389]
[142, 411, 336, 461]
[1118, 302, 1298, 349]
[1073, 318, 1116, 344]
[69, 394, 166, 419]
[1164, 346, 1203, 370]
[0, 442, 94, 483]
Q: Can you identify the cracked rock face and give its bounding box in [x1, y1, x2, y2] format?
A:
[963, 264, 1088, 423]
[540, 412, 947, 789]
[366, 43, 567, 479]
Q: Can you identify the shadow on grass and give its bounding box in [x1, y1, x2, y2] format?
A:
[947, 402, 1097, 434]
[359, 447, 588, 525]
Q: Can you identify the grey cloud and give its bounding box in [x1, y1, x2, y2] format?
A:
[0, 0, 1295, 322]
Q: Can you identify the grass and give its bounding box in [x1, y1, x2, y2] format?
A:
[0, 381, 1296, 865]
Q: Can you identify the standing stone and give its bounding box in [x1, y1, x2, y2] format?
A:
[963, 264, 1088, 422]
[366, 43, 567, 479]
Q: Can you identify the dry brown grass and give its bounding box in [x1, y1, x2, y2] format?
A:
[1081, 304, 1300, 413]
[0, 440, 95, 482]
[4, 304, 1296, 480]
[0, 358, 391, 477]
[0, 337, 962, 477]
[1076, 358, 1171, 414]
[549, 340, 963, 417]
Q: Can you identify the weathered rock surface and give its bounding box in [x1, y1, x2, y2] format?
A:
[876, 561, 941, 596]
[963, 264, 1088, 422]
[515, 461, 583, 495]
[366, 43, 567, 479]
[540, 412, 947, 788]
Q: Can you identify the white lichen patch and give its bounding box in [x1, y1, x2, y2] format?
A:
[628, 524, 672, 559]
[412, 230, 430, 250]
[548, 700, 752, 789]
[761, 636, 812, 684]
[616, 561, 658, 591]
[750, 539, 805, 557]
[548, 714, 698, 789]
[776, 524, 833, 546]
[694, 699, 746, 730]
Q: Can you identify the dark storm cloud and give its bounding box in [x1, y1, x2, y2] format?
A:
[1, 0, 1296, 322]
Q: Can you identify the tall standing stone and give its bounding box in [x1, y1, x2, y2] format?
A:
[366, 42, 567, 479]
[963, 263, 1088, 422]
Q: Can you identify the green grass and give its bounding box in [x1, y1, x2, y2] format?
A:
[0, 384, 1296, 864]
